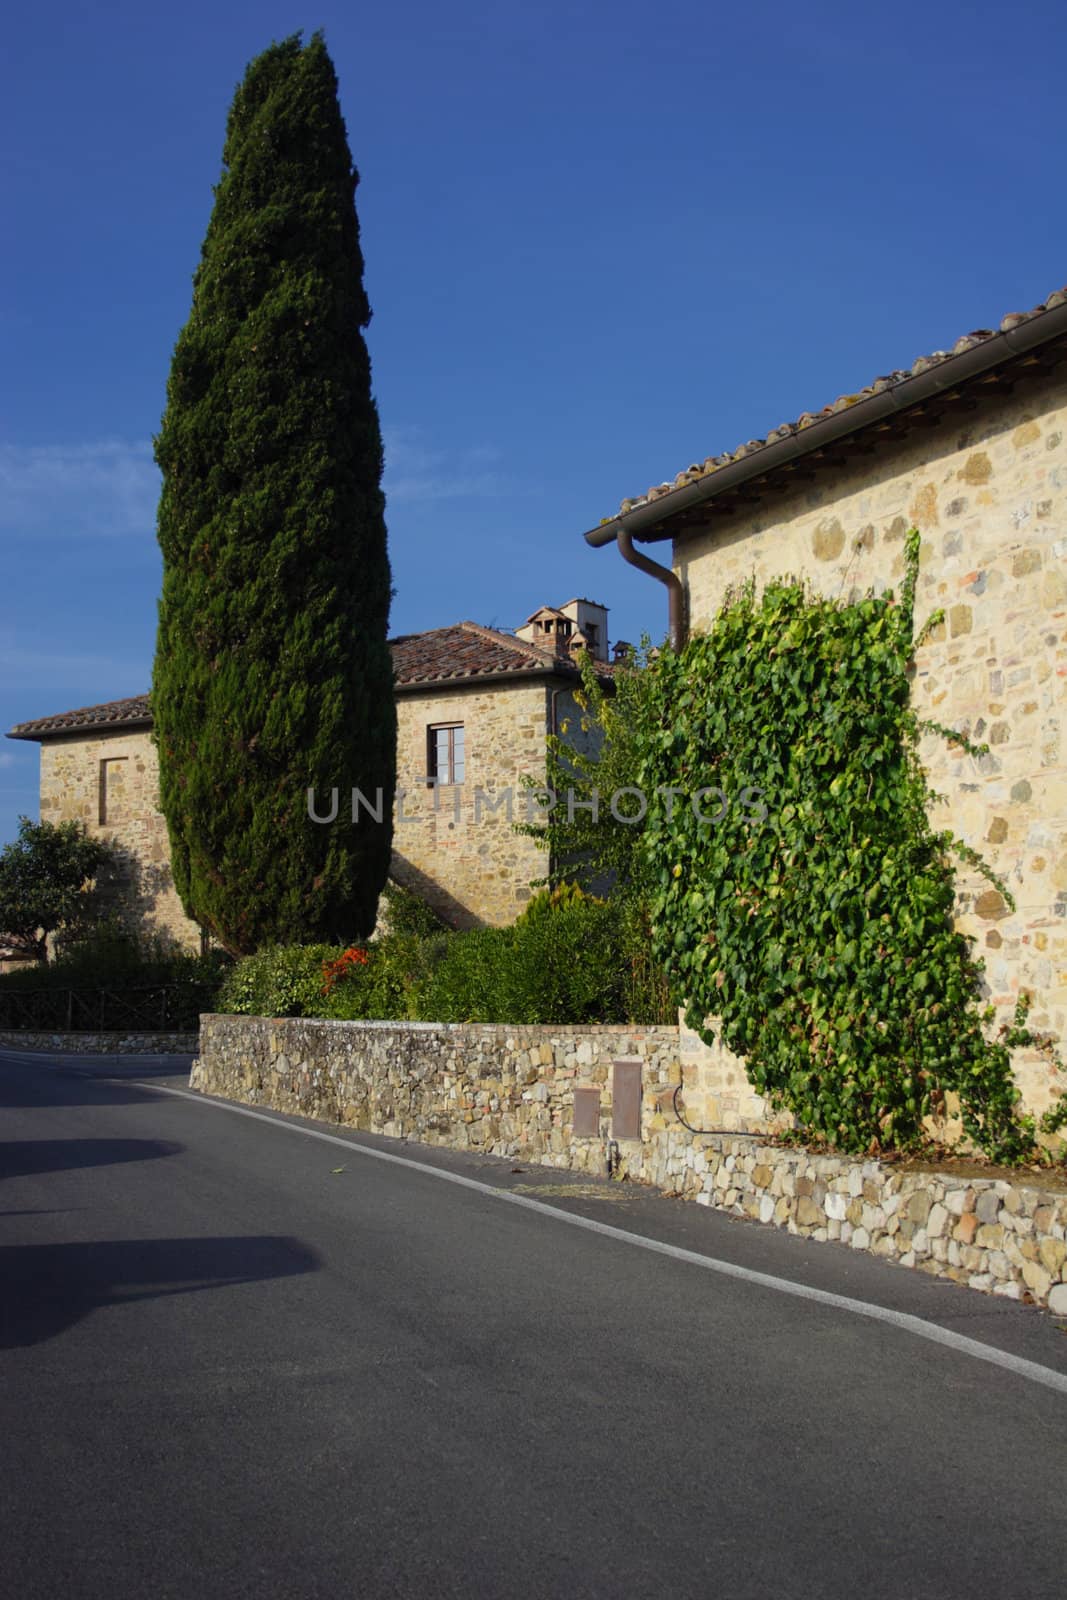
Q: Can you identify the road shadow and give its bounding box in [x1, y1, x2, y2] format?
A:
[0, 1138, 183, 1182]
[0, 1234, 320, 1347]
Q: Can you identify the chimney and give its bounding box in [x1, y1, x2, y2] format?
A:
[515, 600, 610, 662]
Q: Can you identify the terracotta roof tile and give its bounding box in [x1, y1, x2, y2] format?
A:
[7, 623, 597, 741]
[7, 694, 154, 739]
[391, 621, 569, 684]
[614, 284, 1067, 517]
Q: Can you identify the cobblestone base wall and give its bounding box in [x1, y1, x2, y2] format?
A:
[193, 1014, 1067, 1312]
[0, 1030, 199, 1054]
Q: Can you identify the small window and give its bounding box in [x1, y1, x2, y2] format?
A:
[427, 723, 465, 785]
[98, 757, 129, 825]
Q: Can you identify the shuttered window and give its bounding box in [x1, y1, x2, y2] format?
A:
[427, 723, 465, 785]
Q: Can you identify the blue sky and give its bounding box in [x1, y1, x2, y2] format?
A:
[1, 0, 1064, 845]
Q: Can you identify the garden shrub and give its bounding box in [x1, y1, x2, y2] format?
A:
[409, 927, 505, 1023]
[413, 895, 645, 1024]
[213, 891, 674, 1027]
[216, 944, 345, 1019]
[377, 878, 449, 939]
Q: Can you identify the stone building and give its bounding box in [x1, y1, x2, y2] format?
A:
[585, 281, 1067, 1123]
[7, 613, 613, 949]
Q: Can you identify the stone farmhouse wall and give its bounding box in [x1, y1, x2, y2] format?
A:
[36, 676, 578, 948]
[40, 728, 201, 951]
[674, 366, 1067, 1125]
[392, 679, 567, 929]
[193, 1013, 1067, 1312]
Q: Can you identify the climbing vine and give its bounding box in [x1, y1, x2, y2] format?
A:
[640, 530, 1066, 1162]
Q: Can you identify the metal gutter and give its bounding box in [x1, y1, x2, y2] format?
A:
[584, 299, 1067, 548]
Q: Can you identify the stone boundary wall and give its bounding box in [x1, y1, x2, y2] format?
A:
[0, 1029, 199, 1055]
[192, 1014, 681, 1169]
[193, 1014, 1067, 1313]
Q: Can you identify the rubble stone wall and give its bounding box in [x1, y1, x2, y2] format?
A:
[35, 675, 572, 945]
[39, 730, 201, 951]
[391, 681, 553, 928]
[193, 1013, 1067, 1312]
[0, 1029, 198, 1054]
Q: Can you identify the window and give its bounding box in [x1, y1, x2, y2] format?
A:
[98, 757, 129, 825]
[427, 723, 465, 785]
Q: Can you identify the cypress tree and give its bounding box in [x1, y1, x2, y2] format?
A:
[153, 32, 395, 954]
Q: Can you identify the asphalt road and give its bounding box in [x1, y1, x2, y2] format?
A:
[2, 1049, 1066, 1600]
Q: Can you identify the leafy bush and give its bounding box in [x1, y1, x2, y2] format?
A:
[377, 879, 449, 940]
[212, 891, 670, 1027]
[413, 895, 649, 1025]
[215, 932, 444, 1022]
[408, 927, 502, 1023]
[216, 945, 343, 1018]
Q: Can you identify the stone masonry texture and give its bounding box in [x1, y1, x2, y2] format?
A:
[674, 367, 1067, 1124]
[0, 1029, 198, 1054]
[391, 680, 563, 928]
[39, 729, 202, 951]
[36, 678, 575, 947]
[194, 1014, 1067, 1312]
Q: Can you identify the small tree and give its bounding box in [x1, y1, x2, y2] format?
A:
[0, 819, 112, 961]
[153, 32, 396, 955]
[517, 649, 656, 903]
[517, 650, 673, 1022]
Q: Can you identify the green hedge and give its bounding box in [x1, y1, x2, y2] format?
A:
[215, 933, 443, 1022]
[214, 891, 674, 1026]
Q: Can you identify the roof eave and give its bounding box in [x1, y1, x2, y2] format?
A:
[583, 298, 1067, 548]
[6, 666, 602, 739]
[395, 662, 600, 693]
[6, 715, 154, 743]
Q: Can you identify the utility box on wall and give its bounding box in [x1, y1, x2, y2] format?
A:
[611, 1060, 642, 1140]
[573, 1086, 601, 1136]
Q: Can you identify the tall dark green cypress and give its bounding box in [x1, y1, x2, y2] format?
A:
[153, 32, 395, 954]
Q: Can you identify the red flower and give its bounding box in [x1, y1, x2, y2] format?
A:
[321, 946, 370, 995]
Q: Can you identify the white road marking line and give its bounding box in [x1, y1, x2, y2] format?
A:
[6, 1052, 1067, 1399]
[128, 1076, 1067, 1400]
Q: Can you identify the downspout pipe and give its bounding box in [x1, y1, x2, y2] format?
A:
[614, 524, 688, 652]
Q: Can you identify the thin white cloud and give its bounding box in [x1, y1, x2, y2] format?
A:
[0, 752, 17, 769]
[383, 427, 511, 504]
[0, 439, 159, 539]
[0, 430, 513, 531]
[0, 633, 149, 697]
